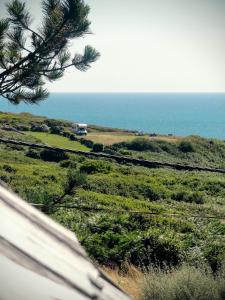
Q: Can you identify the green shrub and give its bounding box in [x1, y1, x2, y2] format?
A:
[104, 147, 120, 155]
[144, 186, 161, 201]
[14, 123, 30, 131]
[44, 118, 67, 128]
[82, 225, 181, 267]
[62, 169, 87, 197]
[158, 141, 178, 155]
[26, 148, 40, 159]
[119, 149, 132, 156]
[62, 131, 72, 138]
[3, 164, 16, 173]
[50, 125, 62, 135]
[133, 233, 182, 267]
[204, 242, 225, 272]
[80, 138, 94, 148]
[92, 143, 104, 152]
[59, 160, 77, 169]
[204, 181, 225, 196]
[113, 138, 178, 154]
[6, 144, 24, 151]
[127, 138, 161, 152]
[40, 149, 69, 162]
[80, 160, 112, 174]
[0, 174, 10, 183]
[69, 134, 78, 141]
[85, 175, 163, 200]
[171, 191, 204, 204]
[31, 123, 49, 132]
[23, 188, 56, 213]
[178, 141, 195, 153]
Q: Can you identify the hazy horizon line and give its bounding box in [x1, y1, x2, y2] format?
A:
[50, 91, 225, 94]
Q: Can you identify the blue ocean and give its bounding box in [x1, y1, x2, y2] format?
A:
[0, 93, 225, 139]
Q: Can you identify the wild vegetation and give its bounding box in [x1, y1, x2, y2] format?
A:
[141, 263, 225, 300]
[0, 111, 225, 299]
[108, 136, 225, 168]
[103, 263, 225, 300]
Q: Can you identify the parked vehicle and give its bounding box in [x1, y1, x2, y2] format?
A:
[72, 123, 88, 135]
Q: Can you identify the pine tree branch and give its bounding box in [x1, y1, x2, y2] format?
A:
[0, 16, 70, 80]
[0, 0, 100, 103]
[18, 20, 44, 42]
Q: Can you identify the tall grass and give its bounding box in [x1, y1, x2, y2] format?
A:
[103, 263, 225, 300]
[141, 263, 225, 300]
[102, 264, 143, 300]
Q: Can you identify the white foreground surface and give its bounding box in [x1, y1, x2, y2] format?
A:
[0, 184, 131, 300]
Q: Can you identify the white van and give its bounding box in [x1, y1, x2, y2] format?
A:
[73, 123, 87, 135]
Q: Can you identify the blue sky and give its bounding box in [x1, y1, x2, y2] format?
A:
[1, 0, 225, 92]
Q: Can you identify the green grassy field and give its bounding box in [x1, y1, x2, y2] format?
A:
[25, 131, 90, 151]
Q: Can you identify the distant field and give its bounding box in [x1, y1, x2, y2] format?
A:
[148, 135, 181, 143]
[87, 132, 136, 145]
[25, 132, 89, 151]
[87, 131, 180, 145]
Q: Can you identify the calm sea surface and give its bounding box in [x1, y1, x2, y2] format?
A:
[0, 93, 225, 139]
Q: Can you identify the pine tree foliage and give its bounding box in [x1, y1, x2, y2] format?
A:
[0, 0, 100, 104]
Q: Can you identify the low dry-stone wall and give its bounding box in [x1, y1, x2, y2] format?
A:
[1, 137, 225, 174]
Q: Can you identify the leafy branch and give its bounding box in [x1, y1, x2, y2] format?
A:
[0, 0, 100, 104]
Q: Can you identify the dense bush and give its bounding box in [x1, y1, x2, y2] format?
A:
[92, 143, 104, 152]
[204, 181, 225, 196]
[85, 175, 164, 200]
[178, 140, 195, 153]
[69, 134, 78, 141]
[62, 131, 72, 138]
[144, 186, 161, 201]
[104, 147, 121, 155]
[23, 188, 57, 214]
[80, 160, 112, 174]
[31, 123, 49, 132]
[204, 242, 225, 271]
[82, 215, 182, 267]
[59, 160, 77, 169]
[112, 138, 178, 154]
[80, 138, 94, 148]
[3, 164, 16, 173]
[0, 174, 10, 183]
[171, 191, 204, 204]
[119, 149, 132, 156]
[26, 148, 40, 159]
[50, 125, 62, 135]
[158, 141, 178, 154]
[127, 138, 161, 152]
[5, 144, 24, 151]
[44, 118, 67, 128]
[57, 170, 87, 204]
[14, 123, 30, 131]
[40, 149, 69, 162]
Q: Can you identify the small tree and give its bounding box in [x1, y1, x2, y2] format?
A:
[53, 169, 87, 205]
[0, 0, 100, 104]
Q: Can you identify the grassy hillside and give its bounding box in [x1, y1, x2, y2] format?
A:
[107, 136, 225, 168]
[0, 111, 225, 272]
[1, 111, 225, 298]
